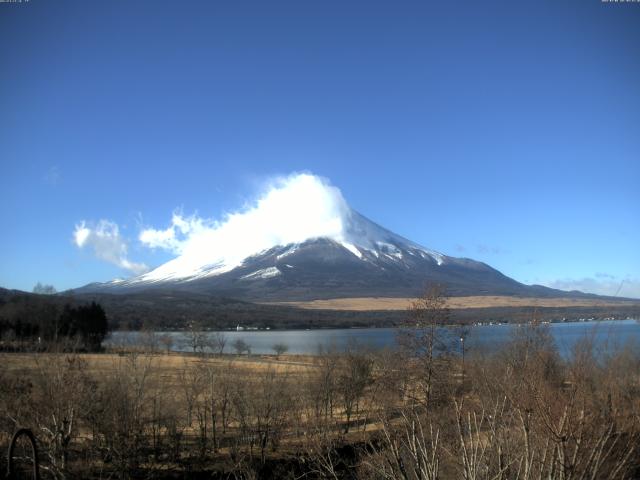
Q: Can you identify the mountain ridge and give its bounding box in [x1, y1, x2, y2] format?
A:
[69, 172, 628, 302]
[73, 210, 609, 302]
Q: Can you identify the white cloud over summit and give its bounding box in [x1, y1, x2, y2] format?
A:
[137, 173, 351, 275]
[74, 220, 148, 274]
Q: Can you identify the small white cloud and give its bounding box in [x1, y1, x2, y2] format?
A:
[74, 223, 90, 247]
[546, 276, 640, 299]
[44, 165, 61, 186]
[139, 212, 209, 253]
[73, 220, 148, 274]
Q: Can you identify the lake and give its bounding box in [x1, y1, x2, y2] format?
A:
[107, 319, 640, 358]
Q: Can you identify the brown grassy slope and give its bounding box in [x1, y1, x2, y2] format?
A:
[266, 295, 640, 311]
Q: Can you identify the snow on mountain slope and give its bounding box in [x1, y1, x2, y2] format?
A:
[74, 173, 609, 301]
[116, 174, 445, 287]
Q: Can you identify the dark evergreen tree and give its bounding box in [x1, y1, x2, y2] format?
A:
[57, 302, 108, 350]
[81, 302, 109, 350]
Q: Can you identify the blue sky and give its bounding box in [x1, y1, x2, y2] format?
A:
[1, 0, 639, 297]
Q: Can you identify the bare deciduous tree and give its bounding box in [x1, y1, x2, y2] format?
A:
[186, 321, 207, 354]
[233, 338, 251, 356]
[398, 283, 451, 407]
[209, 331, 227, 355]
[363, 407, 441, 480]
[337, 346, 373, 433]
[272, 342, 289, 358]
[159, 334, 174, 354]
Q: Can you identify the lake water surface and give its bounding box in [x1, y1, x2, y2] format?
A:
[107, 319, 640, 358]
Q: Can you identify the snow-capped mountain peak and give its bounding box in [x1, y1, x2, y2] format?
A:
[124, 209, 443, 286]
[123, 174, 444, 286]
[76, 174, 578, 301]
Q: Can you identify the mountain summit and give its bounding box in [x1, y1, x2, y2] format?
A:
[76, 174, 575, 301]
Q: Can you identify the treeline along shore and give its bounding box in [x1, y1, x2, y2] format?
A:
[1, 287, 638, 338]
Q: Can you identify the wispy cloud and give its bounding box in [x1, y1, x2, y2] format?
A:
[546, 276, 640, 299]
[477, 244, 508, 255]
[595, 272, 616, 279]
[73, 220, 148, 274]
[44, 165, 61, 186]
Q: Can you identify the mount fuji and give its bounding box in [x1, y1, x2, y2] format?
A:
[75, 174, 576, 302]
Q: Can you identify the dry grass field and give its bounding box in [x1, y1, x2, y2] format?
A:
[267, 295, 640, 311]
[3, 324, 640, 480]
[0, 351, 317, 378]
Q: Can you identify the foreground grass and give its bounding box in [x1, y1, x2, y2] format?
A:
[2, 325, 640, 479]
[1, 349, 384, 478]
[1, 350, 317, 376]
